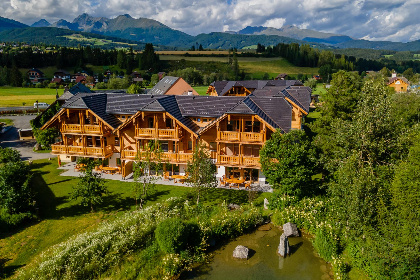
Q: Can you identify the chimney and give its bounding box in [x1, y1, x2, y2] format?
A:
[187, 90, 193, 96]
[392, 72, 397, 78]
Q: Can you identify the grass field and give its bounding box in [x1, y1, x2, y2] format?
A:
[193, 86, 209, 95]
[0, 158, 258, 277]
[0, 87, 60, 107]
[0, 118, 13, 125]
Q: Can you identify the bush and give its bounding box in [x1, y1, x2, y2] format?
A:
[313, 228, 339, 262]
[48, 83, 57, 89]
[35, 83, 44, 88]
[0, 208, 33, 232]
[96, 82, 107, 89]
[155, 218, 201, 254]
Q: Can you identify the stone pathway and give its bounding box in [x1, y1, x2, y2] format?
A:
[58, 162, 273, 192]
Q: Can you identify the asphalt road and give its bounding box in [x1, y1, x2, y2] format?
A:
[0, 106, 34, 112]
[0, 115, 53, 161]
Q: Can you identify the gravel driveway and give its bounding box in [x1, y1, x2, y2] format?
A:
[0, 115, 53, 161]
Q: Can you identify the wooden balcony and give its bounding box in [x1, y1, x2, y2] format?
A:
[84, 124, 102, 134]
[216, 155, 260, 168]
[122, 150, 137, 160]
[242, 156, 260, 167]
[136, 128, 155, 138]
[68, 146, 85, 155]
[135, 128, 179, 139]
[51, 144, 67, 154]
[62, 124, 82, 133]
[217, 131, 264, 143]
[158, 129, 178, 139]
[60, 124, 101, 134]
[218, 155, 241, 165]
[218, 131, 240, 142]
[178, 153, 193, 163]
[241, 132, 264, 143]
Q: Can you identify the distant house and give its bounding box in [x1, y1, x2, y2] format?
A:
[388, 72, 410, 93]
[275, 73, 288, 80]
[53, 70, 71, 81]
[313, 75, 321, 81]
[158, 72, 166, 80]
[27, 68, 45, 84]
[51, 78, 64, 85]
[131, 71, 144, 83]
[71, 73, 86, 83]
[148, 76, 198, 96]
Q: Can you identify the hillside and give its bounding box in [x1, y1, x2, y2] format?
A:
[51, 13, 193, 46]
[0, 27, 146, 49]
[0, 16, 27, 32]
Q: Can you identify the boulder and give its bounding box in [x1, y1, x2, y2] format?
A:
[33, 142, 41, 151]
[277, 233, 290, 257]
[264, 198, 269, 210]
[233, 245, 249, 259]
[283, 222, 299, 237]
[228, 203, 240, 210]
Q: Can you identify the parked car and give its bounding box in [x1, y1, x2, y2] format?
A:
[34, 102, 49, 109]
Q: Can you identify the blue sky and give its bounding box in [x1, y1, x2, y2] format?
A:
[3, 0, 419, 42]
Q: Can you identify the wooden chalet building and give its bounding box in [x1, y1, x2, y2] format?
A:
[206, 79, 303, 97]
[27, 68, 45, 84]
[388, 72, 410, 93]
[42, 80, 311, 184]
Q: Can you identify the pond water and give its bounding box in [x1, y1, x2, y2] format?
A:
[183, 225, 332, 280]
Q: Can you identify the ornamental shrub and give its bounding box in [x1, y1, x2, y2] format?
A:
[155, 218, 201, 254]
[313, 228, 339, 262]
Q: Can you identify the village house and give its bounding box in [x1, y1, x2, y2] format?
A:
[41, 79, 311, 184]
[148, 76, 198, 95]
[53, 70, 71, 81]
[388, 72, 410, 92]
[27, 68, 46, 84]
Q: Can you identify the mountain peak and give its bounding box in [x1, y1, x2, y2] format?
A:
[31, 19, 51, 27]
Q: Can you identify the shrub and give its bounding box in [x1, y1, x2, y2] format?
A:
[155, 218, 201, 254]
[95, 82, 107, 89]
[35, 83, 44, 88]
[0, 208, 33, 231]
[48, 83, 57, 89]
[313, 228, 339, 262]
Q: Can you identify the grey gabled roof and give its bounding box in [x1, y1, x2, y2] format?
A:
[159, 95, 199, 134]
[106, 94, 166, 114]
[209, 80, 304, 96]
[58, 82, 93, 101]
[175, 96, 244, 117]
[149, 76, 179, 95]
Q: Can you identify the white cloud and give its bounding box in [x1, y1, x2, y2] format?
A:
[2, 0, 420, 42]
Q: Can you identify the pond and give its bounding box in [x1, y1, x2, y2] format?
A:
[183, 225, 333, 280]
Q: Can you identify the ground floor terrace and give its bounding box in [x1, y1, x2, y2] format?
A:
[56, 155, 271, 192]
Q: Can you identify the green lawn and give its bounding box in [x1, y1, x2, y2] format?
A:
[0, 118, 13, 126]
[0, 158, 257, 277]
[239, 59, 319, 77]
[0, 87, 60, 107]
[193, 86, 209, 95]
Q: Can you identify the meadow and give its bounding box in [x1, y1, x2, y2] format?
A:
[0, 87, 60, 107]
[0, 158, 263, 278]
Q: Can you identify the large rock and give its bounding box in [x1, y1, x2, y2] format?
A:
[277, 233, 290, 257]
[33, 142, 41, 151]
[228, 203, 240, 210]
[283, 222, 299, 237]
[233, 245, 249, 259]
[264, 198, 269, 210]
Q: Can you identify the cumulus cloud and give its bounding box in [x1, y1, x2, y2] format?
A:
[2, 0, 420, 42]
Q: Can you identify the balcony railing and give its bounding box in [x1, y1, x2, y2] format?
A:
[242, 156, 260, 167]
[218, 131, 240, 141]
[62, 124, 82, 133]
[241, 132, 264, 142]
[135, 128, 179, 139]
[51, 144, 67, 154]
[122, 150, 137, 159]
[158, 129, 177, 138]
[178, 153, 193, 163]
[216, 155, 260, 167]
[61, 124, 101, 134]
[68, 146, 85, 155]
[84, 124, 101, 134]
[136, 128, 155, 138]
[217, 131, 264, 143]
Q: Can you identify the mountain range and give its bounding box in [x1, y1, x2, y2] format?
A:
[2, 14, 420, 52]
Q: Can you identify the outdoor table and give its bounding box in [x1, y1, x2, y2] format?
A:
[102, 167, 119, 174]
[171, 175, 187, 183]
[226, 178, 245, 188]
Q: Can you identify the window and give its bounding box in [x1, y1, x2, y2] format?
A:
[95, 137, 101, 147]
[148, 117, 154, 128]
[116, 158, 121, 165]
[209, 142, 217, 151]
[115, 137, 120, 146]
[86, 136, 93, 147]
[166, 118, 172, 128]
[160, 141, 169, 152]
[188, 141, 193, 150]
[203, 118, 208, 122]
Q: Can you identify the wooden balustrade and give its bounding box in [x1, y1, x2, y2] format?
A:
[84, 125, 101, 134]
[242, 156, 260, 167]
[218, 131, 240, 141]
[86, 147, 103, 156]
[136, 128, 155, 138]
[178, 153, 193, 163]
[68, 146, 85, 155]
[51, 144, 67, 154]
[62, 124, 82, 133]
[158, 129, 177, 138]
[122, 150, 137, 159]
[241, 132, 264, 142]
[217, 131, 264, 143]
[218, 155, 241, 165]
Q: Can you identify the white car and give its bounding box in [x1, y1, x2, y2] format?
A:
[34, 102, 49, 109]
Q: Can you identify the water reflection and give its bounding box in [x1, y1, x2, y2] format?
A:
[183, 225, 332, 280]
